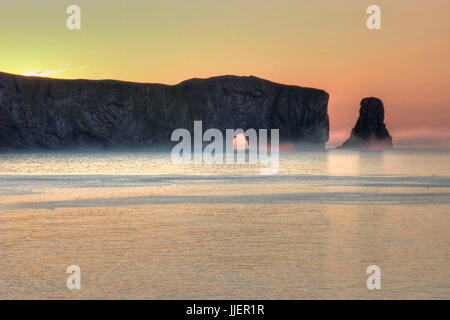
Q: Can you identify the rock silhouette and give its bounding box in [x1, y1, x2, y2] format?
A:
[341, 97, 393, 149]
[0, 72, 329, 150]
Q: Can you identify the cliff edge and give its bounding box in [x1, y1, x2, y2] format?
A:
[0, 72, 329, 149]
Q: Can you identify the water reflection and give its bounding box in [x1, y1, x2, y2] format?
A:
[0, 150, 449, 299]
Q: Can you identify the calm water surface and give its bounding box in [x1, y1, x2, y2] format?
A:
[0, 149, 449, 299]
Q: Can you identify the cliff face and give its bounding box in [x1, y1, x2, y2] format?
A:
[341, 97, 393, 149]
[0, 72, 329, 149]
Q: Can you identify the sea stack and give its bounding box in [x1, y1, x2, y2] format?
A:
[341, 97, 393, 150]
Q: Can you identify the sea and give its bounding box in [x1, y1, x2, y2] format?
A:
[0, 149, 449, 299]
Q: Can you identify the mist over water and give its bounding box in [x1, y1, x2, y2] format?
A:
[0, 149, 449, 299]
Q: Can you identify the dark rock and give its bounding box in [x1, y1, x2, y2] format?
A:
[341, 97, 393, 150]
[0, 72, 329, 150]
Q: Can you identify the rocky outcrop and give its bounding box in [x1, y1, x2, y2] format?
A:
[341, 97, 393, 149]
[0, 71, 329, 150]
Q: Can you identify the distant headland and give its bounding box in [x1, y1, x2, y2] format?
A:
[0, 72, 329, 150]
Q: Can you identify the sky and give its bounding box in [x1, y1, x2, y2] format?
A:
[0, 0, 449, 148]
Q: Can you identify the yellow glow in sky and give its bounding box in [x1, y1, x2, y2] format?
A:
[0, 0, 449, 147]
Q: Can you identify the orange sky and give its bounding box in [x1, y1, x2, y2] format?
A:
[0, 0, 449, 148]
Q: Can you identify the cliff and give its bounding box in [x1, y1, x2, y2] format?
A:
[341, 97, 393, 150]
[0, 72, 329, 149]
